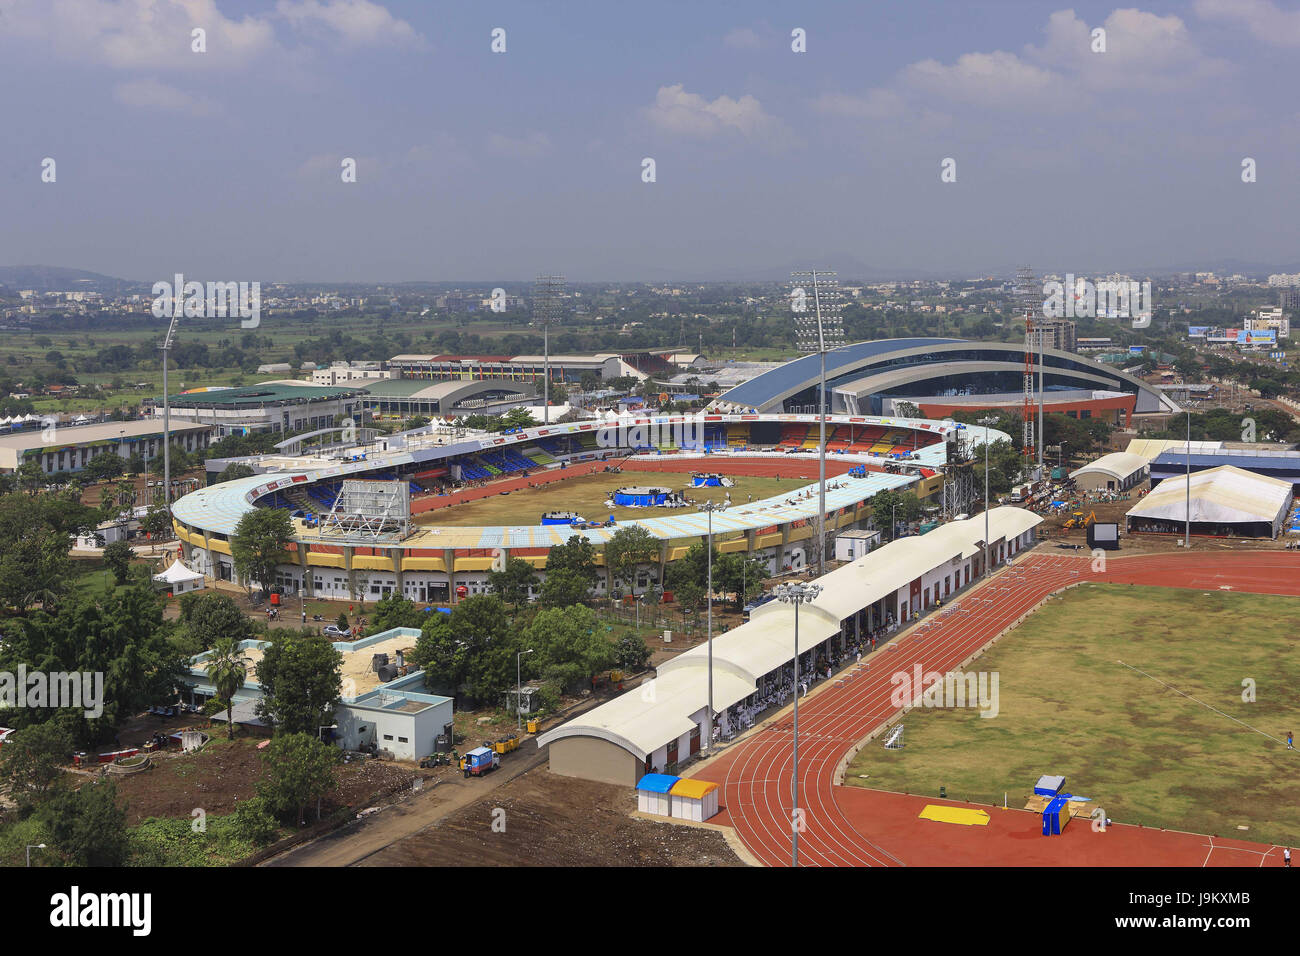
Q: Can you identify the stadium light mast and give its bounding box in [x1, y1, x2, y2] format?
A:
[773, 580, 821, 868]
[701, 498, 727, 753]
[533, 275, 566, 425]
[978, 415, 999, 578]
[1185, 409, 1191, 548]
[1015, 267, 1038, 463]
[791, 271, 844, 578]
[160, 295, 182, 510]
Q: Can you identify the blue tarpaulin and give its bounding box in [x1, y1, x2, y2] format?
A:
[636, 773, 680, 794]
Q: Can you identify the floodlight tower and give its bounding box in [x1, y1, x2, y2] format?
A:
[1014, 266, 1040, 463]
[790, 271, 845, 578]
[160, 294, 181, 509]
[532, 275, 566, 425]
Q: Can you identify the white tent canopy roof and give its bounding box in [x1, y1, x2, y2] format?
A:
[1070, 452, 1150, 484]
[538, 507, 1041, 760]
[153, 558, 205, 584]
[1127, 465, 1292, 525]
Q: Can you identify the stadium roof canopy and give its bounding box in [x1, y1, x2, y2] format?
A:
[537, 507, 1041, 761]
[1125, 438, 1223, 460]
[1126, 465, 1292, 527]
[1069, 452, 1150, 485]
[165, 383, 358, 407]
[711, 338, 1177, 416]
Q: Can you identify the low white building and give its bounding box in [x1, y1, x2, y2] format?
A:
[835, 528, 882, 561]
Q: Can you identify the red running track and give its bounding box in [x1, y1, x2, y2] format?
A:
[694, 550, 1300, 867]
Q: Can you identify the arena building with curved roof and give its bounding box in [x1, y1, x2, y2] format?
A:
[709, 338, 1178, 425]
[170, 412, 1006, 606]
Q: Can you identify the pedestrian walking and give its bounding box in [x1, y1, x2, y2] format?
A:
[1286, 848, 1292, 868]
[1289, 731, 1295, 750]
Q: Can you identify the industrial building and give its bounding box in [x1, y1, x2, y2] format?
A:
[181, 627, 453, 761]
[1126, 465, 1293, 539]
[538, 508, 1042, 787]
[361, 378, 538, 419]
[159, 383, 365, 437]
[0, 418, 213, 475]
[1148, 447, 1300, 494]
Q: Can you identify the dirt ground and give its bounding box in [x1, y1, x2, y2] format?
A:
[358, 762, 741, 867]
[108, 735, 419, 826]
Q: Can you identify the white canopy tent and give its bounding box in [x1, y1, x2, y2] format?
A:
[1127, 465, 1292, 539]
[153, 558, 206, 594]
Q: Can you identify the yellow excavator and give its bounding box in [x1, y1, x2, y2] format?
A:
[1064, 510, 1096, 530]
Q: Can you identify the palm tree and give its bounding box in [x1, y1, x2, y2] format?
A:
[206, 637, 250, 740]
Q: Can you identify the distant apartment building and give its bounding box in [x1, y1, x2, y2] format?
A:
[1076, 336, 1114, 351]
[1268, 273, 1300, 287]
[1035, 318, 1077, 353]
[1246, 307, 1290, 339]
[312, 364, 395, 386]
[1279, 289, 1300, 311]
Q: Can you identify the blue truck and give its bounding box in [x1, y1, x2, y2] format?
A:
[460, 746, 501, 778]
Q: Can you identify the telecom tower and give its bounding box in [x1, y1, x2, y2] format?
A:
[1015, 266, 1039, 460]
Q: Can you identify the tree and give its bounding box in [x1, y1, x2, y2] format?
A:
[254, 631, 343, 735]
[40, 780, 130, 866]
[614, 634, 652, 671]
[81, 452, 125, 482]
[180, 592, 254, 653]
[103, 539, 133, 585]
[604, 524, 659, 592]
[893, 400, 922, 419]
[206, 637, 250, 740]
[664, 542, 714, 614]
[140, 503, 171, 549]
[0, 721, 74, 813]
[365, 593, 427, 633]
[256, 733, 340, 826]
[230, 507, 294, 595]
[524, 605, 616, 693]
[0, 582, 186, 745]
[538, 568, 592, 608]
[714, 551, 768, 609]
[410, 595, 519, 705]
[868, 488, 925, 538]
[0, 494, 73, 610]
[216, 462, 256, 484]
[488, 556, 539, 609]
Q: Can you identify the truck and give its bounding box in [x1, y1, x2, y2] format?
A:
[460, 746, 500, 778]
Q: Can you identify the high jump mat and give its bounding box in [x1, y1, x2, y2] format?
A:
[918, 805, 990, 826]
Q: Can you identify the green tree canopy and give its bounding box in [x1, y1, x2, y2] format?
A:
[488, 556, 539, 609]
[254, 631, 343, 735]
[523, 605, 617, 694]
[231, 507, 295, 594]
[604, 524, 659, 591]
[255, 733, 340, 826]
[411, 594, 519, 706]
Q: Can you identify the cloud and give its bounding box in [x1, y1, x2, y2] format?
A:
[1194, 0, 1300, 48]
[1026, 8, 1229, 91]
[643, 84, 787, 143]
[113, 78, 216, 115]
[274, 0, 422, 48]
[0, 0, 277, 70]
[486, 132, 554, 160]
[723, 26, 764, 50]
[902, 50, 1064, 108]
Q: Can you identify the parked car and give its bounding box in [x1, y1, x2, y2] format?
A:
[323, 625, 352, 638]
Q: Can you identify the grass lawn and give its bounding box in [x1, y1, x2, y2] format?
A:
[846, 583, 1300, 845]
[418, 471, 810, 527]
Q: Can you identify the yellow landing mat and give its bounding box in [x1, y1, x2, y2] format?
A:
[918, 805, 990, 826]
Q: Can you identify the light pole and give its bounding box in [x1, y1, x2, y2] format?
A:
[773, 580, 821, 868]
[517, 648, 535, 732]
[26, 843, 46, 867]
[791, 272, 844, 578]
[533, 275, 565, 425]
[701, 498, 727, 753]
[978, 416, 998, 578]
[1185, 409, 1191, 548]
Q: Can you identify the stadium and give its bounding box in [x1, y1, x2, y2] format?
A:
[169, 411, 1005, 604]
[709, 337, 1179, 424]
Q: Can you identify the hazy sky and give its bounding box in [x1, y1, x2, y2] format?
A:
[2, 0, 1299, 282]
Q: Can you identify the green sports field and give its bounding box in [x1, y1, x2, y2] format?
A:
[846, 584, 1300, 846]
[417, 470, 809, 527]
